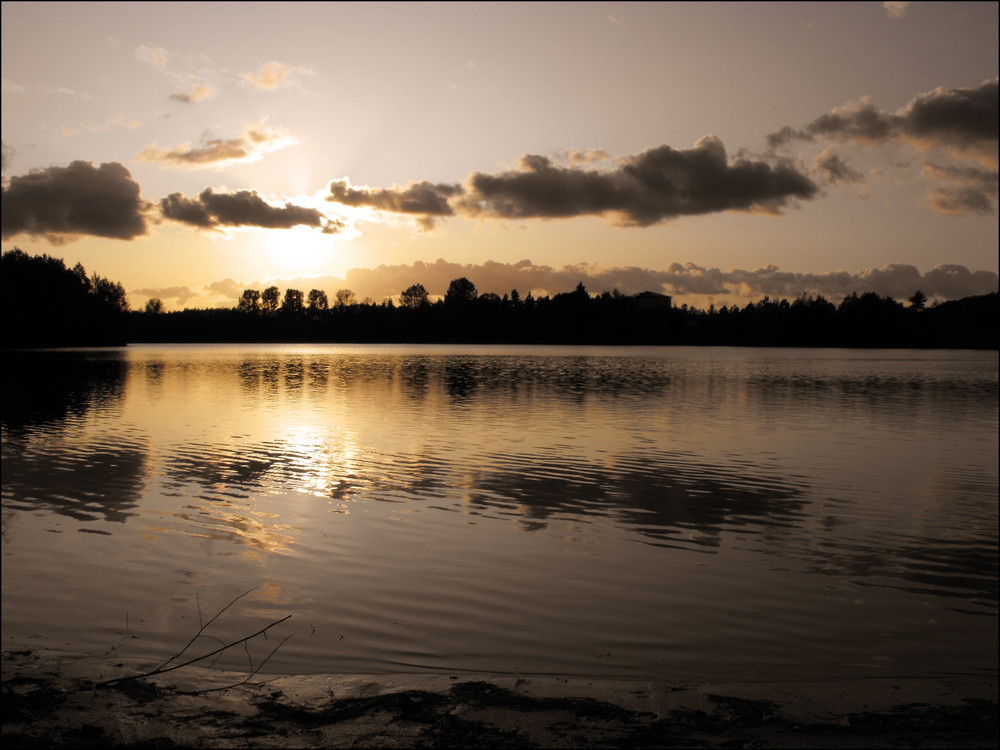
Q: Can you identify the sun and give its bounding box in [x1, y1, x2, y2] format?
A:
[264, 226, 343, 277]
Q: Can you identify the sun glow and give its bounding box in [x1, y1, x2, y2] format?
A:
[264, 226, 344, 277]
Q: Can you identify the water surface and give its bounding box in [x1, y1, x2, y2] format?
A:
[2, 344, 996, 683]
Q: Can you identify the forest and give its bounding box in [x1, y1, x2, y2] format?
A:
[3, 247, 997, 349]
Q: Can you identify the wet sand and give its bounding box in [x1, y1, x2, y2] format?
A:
[3, 647, 997, 748]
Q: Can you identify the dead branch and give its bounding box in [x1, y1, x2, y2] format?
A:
[154, 588, 257, 672]
[97, 614, 291, 689]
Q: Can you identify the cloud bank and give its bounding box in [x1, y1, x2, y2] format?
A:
[1, 161, 149, 241]
[223, 259, 995, 309]
[159, 188, 343, 233]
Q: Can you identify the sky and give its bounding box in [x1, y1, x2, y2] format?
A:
[2, 1, 998, 311]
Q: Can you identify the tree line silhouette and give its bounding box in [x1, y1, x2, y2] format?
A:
[2, 247, 129, 347]
[3, 247, 997, 349]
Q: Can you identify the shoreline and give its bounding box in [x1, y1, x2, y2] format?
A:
[4, 647, 996, 748]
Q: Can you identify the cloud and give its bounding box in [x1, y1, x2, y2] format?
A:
[882, 2, 911, 20]
[207, 278, 244, 298]
[458, 136, 818, 225]
[241, 61, 313, 91]
[1, 142, 12, 173]
[1, 78, 27, 93]
[921, 162, 999, 216]
[332, 137, 818, 229]
[769, 79, 999, 163]
[135, 45, 169, 69]
[66, 113, 143, 137]
[159, 188, 344, 233]
[326, 179, 462, 229]
[298, 259, 997, 306]
[814, 148, 865, 184]
[565, 149, 611, 165]
[169, 84, 218, 103]
[133, 285, 199, 306]
[134, 124, 297, 169]
[1, 161, 149, 241]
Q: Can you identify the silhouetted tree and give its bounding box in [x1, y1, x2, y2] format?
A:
[307, 289, 328, 311]
[334, 289, 356, 307]
[261, 286, 280, 314]
[143, 298, 164, 314]
[281, 288, 305, 313]
[1, 247, 130, 347]
[237, 289, 261, 314]
[908, 289, 927, 310]
[399, 283, 429, 308]
[445, 277, 478, 306]
[91, 274, 129, 313]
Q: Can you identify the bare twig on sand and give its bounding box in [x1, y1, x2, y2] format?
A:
[97, 588, 293, 692]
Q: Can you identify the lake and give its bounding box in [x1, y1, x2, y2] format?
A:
[1, 344, 996, 684]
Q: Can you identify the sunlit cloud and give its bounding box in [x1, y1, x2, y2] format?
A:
[132, 285, 200, 307]
[565, 149, 611, 165]
[1, 78, 27, 93]
[327, 179, 462, 230]
[241, 61, 313, 91]
[2, 78, 94, 100]
[159, 187, 344, 234]
[169, 83, 219, 104]
[59, 112, 142, 139]
[134, 44, 169, 69]
[134, 123, 298, 169]
[207, 278, 244, 298]
[883, 2, 911, 20]
[1, 160, 150, 242]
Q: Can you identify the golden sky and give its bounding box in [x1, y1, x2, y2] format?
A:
[2, 2, 997, 309]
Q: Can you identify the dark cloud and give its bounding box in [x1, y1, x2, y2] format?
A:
[459, 136, 819, 226]
[160, 188, 344, 233]
[322, 137, 816, 229]
[1, 160, 149, 241]
[769, 79, 999, 162]
[1, 142, 12, 173]
[921, 162, 998, 216]
[902, 79, 998, 156]
[814, 148, 865, 185]
[327, 179, 461, 229]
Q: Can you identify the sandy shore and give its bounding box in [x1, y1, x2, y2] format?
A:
[3, 647, 997, 748]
